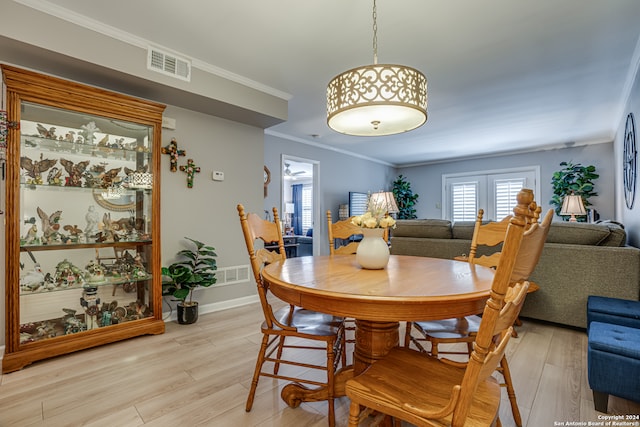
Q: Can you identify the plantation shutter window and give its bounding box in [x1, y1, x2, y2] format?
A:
[494, 178, 525, 219]
[452, 182, 478, 222]
[443, 167, 538, 221]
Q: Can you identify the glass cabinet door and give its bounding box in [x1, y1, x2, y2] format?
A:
[18, 103, 156, 343]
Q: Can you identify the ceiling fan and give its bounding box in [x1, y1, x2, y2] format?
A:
[284, 163, 305, 177]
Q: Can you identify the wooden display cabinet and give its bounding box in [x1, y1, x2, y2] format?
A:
[2, 65, 166, 373]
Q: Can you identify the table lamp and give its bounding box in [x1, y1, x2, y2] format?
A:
[284, 203, 295, 234]
[368, 191, 399, 215]
[560, 194, 586, 222]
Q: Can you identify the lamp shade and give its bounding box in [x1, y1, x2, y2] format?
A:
[327, 64, 427, 136]
[560, 194, 586, 222]
[368, 191, 399, 214]
[285, 203, 295, 214]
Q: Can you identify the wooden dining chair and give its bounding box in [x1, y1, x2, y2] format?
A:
[346, 189, 547, 427]
[327, 211, 362, 255]
[237, 204, 346, 427]
[404, 206, 551, 427]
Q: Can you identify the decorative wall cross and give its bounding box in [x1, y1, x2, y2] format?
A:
[179, 158, 201, 188]
[161, 138, 185, 172]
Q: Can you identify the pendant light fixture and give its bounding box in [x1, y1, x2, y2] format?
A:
[327, 0, 428, 136]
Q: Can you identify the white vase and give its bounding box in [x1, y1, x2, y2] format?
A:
[356, 228, 390, 269]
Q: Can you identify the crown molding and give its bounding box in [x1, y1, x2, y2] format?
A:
[13, 0, 292, 101]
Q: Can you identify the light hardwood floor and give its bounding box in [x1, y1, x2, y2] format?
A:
[1, 302, 638, 427]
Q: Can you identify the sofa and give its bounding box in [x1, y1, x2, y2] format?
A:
[391, 219, 640, 329]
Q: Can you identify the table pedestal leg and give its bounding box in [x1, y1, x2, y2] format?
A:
[353, 319, 399, 375]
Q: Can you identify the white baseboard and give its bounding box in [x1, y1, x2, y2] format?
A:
[162, 294, 259, 323]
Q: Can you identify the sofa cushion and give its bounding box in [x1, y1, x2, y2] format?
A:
[546, 222, 611, 246]
[597, 221, 627, 247]
[452, 221, 476, 240]
[393, 220, 452, 239]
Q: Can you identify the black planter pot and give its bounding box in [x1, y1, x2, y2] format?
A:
[177, 302, 199, 324]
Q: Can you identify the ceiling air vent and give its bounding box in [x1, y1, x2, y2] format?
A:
[147, 47, 191, 82]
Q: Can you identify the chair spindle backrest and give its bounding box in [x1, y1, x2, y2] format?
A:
[451, 189, 550, 427]
[237, 204, 289, 330]
[327, 210, 363, 255]
[468, 210, 512, 268]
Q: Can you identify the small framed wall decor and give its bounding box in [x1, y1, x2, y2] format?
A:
[264, 165, 271, 198]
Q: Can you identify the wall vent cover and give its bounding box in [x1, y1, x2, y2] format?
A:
[147, 47, 191, 82]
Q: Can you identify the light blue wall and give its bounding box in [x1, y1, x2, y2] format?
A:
[265, 134, 395, 255]
[396, 142, 614, 221]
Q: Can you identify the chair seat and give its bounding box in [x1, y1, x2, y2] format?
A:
[265, 306, 345, 337]
[414, 316, 482, 340]
[346, 347, 500, 427]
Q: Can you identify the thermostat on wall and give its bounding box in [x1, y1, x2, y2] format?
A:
[212, 171, 224, 181]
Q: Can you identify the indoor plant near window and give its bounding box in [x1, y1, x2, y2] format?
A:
[392, 175, 419, 219]
[550, 161, 599, 221]
[162, 237, 217, 324]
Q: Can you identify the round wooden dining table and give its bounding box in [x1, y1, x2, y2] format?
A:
[261, 254, 495, 405]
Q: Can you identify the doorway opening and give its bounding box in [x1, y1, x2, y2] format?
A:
[281, 155, 320, 256]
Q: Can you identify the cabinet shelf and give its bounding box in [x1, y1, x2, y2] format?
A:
[3, 64, 166, 373]
[20, 273, 152, 295]
[20, 240, 152, 252]
[21, 135, 151, 162]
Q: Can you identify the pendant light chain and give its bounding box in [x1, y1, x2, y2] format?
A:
[326, 0, 427, 136]
[372, 0, 378, 65]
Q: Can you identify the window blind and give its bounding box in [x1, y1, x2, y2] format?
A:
[452, 182, 478, 221]
[494, 178, 525, 219]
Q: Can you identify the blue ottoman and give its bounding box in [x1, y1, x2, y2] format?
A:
[587, 296, 640, 332]
[588, 321, 640, 412]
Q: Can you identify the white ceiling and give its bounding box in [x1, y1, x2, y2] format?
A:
[32, 0, 640, 166]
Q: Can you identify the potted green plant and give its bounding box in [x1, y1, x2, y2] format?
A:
[550, 161, 599, 221]
[162, 237, 217, 324]
[392, 175, 419, 219]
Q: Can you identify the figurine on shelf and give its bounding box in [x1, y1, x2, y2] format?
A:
[99, 167, 122, 188]
[47, 167, 63, 186]
[80, 286, 101, 330]
[161, 137, 185, 172]
[63, 224, 83, 243]
[54, 259, 85, 287]
[79, 121, 100, 145]
[63, 308, 85, 334]
[20, 263, 45, 292]
[85, 260, 107, 284]
[20, 154, 57, 185]
[85, 205, 99, 236]
[98, 213, 119, 243]
[60, 158, 90, 187]
[36, 123, 56, 139]
[37, 206, 62, 244]
[23, 223, 38, 244]
[96, 134, 110, 148]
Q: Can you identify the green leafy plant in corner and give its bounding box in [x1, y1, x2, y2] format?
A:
[550, 161, 599, 221]
[162, 237, 217, 306]
[392, 175, 419, 219]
